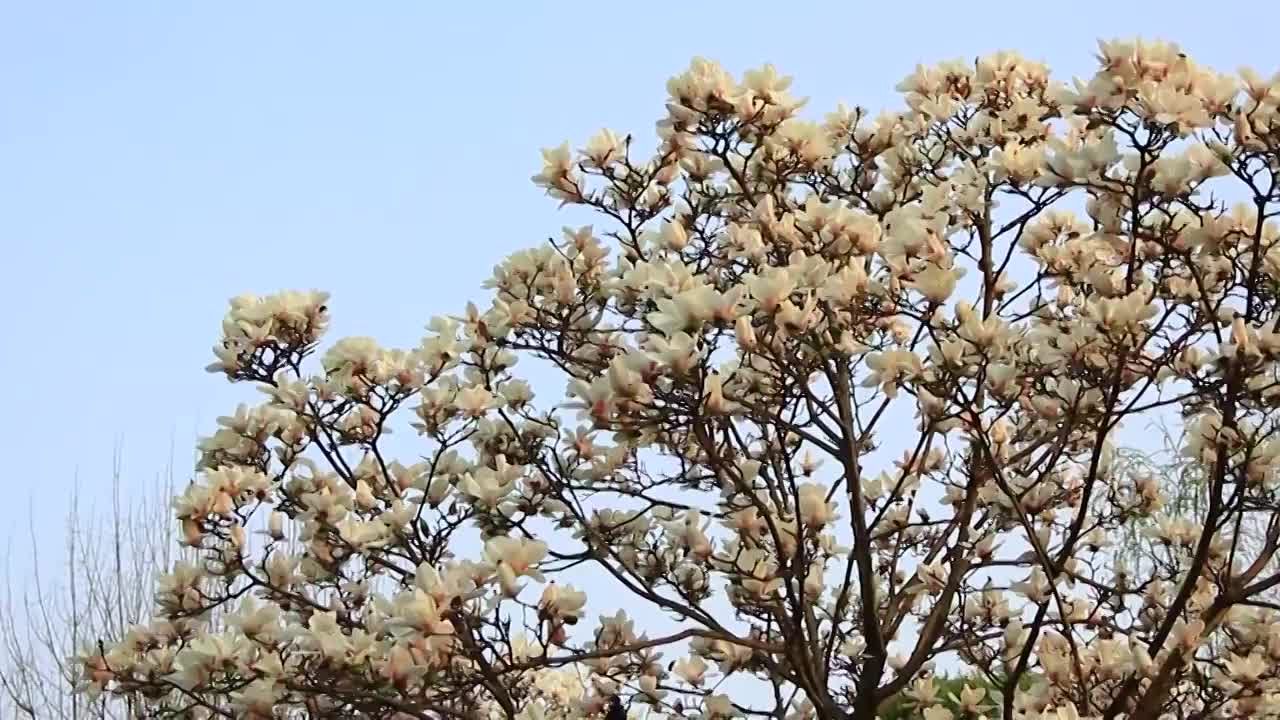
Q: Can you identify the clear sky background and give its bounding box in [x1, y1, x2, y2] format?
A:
[3, 1, 1279, 583]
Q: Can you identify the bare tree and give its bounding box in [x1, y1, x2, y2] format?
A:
[0, 442, 187, 719]
[1113, 422, 1280, 605]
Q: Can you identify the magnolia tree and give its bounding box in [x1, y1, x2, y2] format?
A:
[84, 40, 1280, 720]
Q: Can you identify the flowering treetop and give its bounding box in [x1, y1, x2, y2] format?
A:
[84, 39, 1280, 720]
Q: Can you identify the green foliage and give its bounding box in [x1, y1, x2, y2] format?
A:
[877, 673, 995, 718]
[876, 672, 1042, 718]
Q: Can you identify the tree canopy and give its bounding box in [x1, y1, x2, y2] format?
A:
[84, 39, 1280, 720]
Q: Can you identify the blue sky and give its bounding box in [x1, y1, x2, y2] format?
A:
[3, 2, 1279, 563]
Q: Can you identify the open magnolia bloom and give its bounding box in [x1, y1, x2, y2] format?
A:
[84, 39, 1280, 720]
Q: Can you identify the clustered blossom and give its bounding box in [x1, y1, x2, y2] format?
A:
[84, 39, 1280, 720]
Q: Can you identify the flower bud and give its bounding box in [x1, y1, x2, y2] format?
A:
[269, 511, 286, 541]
